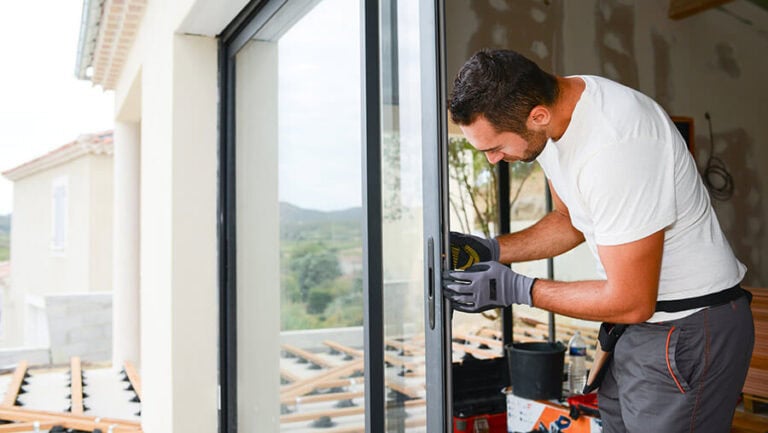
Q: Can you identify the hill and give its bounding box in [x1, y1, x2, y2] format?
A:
[280, 202, 362, 245]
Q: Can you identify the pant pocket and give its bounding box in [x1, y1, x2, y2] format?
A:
[666, 325, 699, 394]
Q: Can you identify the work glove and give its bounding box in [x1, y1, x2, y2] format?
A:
[444, 261, 535, 313]
[450, 231, 499, 270]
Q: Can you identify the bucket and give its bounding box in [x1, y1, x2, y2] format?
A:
[505, 341, 566, 400]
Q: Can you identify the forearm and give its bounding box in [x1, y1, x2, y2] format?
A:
[496, 210, 584, 263]
[531, 279, 655, 324]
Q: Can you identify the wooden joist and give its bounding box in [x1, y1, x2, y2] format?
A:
[281, 360, 363, 400]
[451, 342, 498, 359]
[385, 339, 424, 355]
[280, 398, 425, 424]
[323, 340, 363, 359]
[280, 368, 301, 384]
[0, 421, 56, 432]
[280, 390, 364, 406]
[124, 360, 143, 402]
[1, 361, 28, 407]
[282, 344, 335, 369]
[0, 407, 141, 432]
[385, 379, 424, 399]
[70, 357, 84, 414]
[281, 377, 362, 393]
[453, 332, 503, 348]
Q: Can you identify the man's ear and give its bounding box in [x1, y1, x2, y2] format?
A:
[528, 105, 551, 128]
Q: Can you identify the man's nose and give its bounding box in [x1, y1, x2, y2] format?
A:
[485, 151, 503, 165]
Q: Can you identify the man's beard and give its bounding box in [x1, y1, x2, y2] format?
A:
[518, 127, 548, 163]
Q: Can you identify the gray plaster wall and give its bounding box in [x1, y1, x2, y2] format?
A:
[446, 0, 768, 286]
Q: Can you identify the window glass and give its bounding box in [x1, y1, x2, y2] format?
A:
[234, 1, 365, 430]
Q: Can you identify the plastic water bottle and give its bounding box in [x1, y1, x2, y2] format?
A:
[568, 331, 587, 394]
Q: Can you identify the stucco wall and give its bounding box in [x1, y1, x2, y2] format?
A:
[446, 0, 768, 286]
[112, 0, 220, 430]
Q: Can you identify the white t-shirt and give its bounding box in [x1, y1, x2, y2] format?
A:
[536, 75, 746, 322]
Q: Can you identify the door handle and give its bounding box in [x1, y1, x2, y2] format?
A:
[427, 237, 435, 330]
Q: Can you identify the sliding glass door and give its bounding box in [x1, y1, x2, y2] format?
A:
[219, 1, 448, 432]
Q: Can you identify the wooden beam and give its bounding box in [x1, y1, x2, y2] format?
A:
[669, 0, 734, 19]
[282, 344, 335, 368]
[281, 377, 362, 393]
[280, 390, 364, 406]
[280, 368, 301, 384]
[124, 360, 143, 402]
[0, 421, 57, 432]
[70, 357, 84, 414]
[280, 360, 363, 400]
[280, 398, 425, 424]
[323, 340, 363, 358]
[0, 407, 140, 432]
[1, 361, 28, 407]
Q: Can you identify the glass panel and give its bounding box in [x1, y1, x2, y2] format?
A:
[234, 1, 365, 431]
[380, 0, 427, 431]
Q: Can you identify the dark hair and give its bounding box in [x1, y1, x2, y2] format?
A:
[449, 49, 559, 134]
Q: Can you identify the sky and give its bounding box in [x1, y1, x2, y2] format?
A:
[0, 1, 114, 215]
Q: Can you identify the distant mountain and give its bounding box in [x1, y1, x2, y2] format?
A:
[0, 214, 9, 235]
[280, 202, 362, 224]
[280, 203, 362, 243]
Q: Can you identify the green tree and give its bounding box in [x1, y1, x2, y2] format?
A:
[448, 136, 537, 237]
[289, 243, 342, 303]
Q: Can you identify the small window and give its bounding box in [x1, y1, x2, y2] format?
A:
[51, 176, 68, 251]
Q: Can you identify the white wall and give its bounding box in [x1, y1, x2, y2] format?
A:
[446, 0, 768, 286]
[114, 0, 220, 429]
[6, 153, 113, 347]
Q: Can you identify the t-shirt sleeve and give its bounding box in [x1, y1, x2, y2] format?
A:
[577, 138, 676, 246]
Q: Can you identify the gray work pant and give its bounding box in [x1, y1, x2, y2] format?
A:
[598, 295, 754, 433]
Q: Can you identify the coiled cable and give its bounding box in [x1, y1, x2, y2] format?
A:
[703, 112, 734, 201]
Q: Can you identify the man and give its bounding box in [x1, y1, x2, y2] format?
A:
[444, 49, 753, 433]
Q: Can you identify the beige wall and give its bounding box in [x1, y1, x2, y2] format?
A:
[112, 0, 220, 431]
[5, 153, 113, 346]
[447, 0, 768, 286]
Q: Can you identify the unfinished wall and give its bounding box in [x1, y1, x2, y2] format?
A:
[446, 0, 767, 286]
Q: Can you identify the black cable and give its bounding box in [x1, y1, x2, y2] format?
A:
[703, 112, 734, 201]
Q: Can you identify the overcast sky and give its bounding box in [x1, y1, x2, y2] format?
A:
[0, 1, 114, 215]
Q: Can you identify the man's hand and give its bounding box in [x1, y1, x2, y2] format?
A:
[450, 231, 499, 270]
[444, 261, 535, 313]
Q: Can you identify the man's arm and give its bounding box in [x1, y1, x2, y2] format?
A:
[497, 181, 585, 263]
[531, 229, 664, 323]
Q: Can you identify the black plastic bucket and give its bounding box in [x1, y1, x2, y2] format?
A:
[505, 341, 566, 400]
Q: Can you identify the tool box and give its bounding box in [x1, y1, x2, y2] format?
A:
[506, 390, 603, 433]
[453, 355, 509, 433]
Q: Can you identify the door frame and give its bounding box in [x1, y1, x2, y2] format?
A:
[217, 1, 449, 431]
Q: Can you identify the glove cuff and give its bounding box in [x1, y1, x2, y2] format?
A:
[527, 278, 537, 307]
[490, 237, 500, 261]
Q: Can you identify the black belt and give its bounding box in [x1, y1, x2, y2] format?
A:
[655, 284, 750, 313]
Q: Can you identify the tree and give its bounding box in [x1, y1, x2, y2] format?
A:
[448, 136, 537, 237]
[289, 243, 342, 303]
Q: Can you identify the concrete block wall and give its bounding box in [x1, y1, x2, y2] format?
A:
[0, 347, 50, 368]
[44, 293, 112, 364]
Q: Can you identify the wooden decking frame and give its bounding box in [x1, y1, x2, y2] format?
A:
[0, 362, 28, 408]
[70, 357, 84, 414]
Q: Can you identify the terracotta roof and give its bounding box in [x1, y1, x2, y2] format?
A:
[2, 131, 113, 182]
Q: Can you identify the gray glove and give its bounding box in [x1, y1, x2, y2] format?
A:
[450, 231, 500, 270]
[444, 261, 535, 313]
